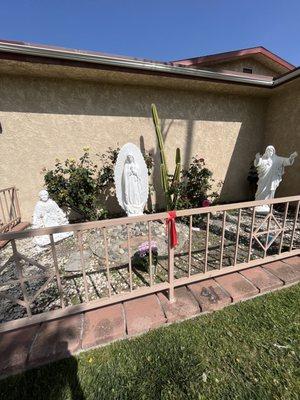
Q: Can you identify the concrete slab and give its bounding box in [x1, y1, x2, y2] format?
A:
[240, 266, 283, 293]
[188, 279, 232, 311]
[82, 303, 125, 349]
[263, 261, 300, 284]
[282, 256, 300, 271]
[28, 314, 82, 367]
[157, 286, 200, 323]
[123, 294, 166, 336]
[0, 324, 39, 374]
[215, 273, 259, 302]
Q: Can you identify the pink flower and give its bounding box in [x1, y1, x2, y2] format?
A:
[138, 241, 158, 257]
[202, 199, 211, 207]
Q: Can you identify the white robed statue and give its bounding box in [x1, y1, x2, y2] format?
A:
[123, 155, 144, 215]
[32, 189, 73, 247]
[114, 143, 149, 216]
[254, 145, 298, 213]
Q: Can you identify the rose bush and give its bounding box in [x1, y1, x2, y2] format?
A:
[44, 147, 154, 221]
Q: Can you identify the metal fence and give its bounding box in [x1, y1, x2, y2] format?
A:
[0, 187, 21, 234]
[0, 195, 299, 333]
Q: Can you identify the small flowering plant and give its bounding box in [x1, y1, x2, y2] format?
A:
[43, 148, 105, 221]
[202, 199, 211, 208]
[175, 156, 219, 211]
[133, 241, 158, 271]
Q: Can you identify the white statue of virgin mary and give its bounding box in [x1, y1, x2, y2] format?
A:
[114, 143, 149, 216]
[254, 145, 298, 213]
[123, 155, 143, 215]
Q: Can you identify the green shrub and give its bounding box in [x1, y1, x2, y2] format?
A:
[44, 149, 107, 221]
[44, 147, 217, 221]
[175, 156, 220, 210]
[44, 147, 154, 221]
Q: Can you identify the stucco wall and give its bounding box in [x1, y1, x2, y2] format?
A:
[0, 73, 268, 219]
[203, 58, 278, 77]
[264, 79, 300, 196]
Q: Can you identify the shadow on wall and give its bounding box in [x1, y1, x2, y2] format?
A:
[219, 121, 265, 203]
[140, 118, 177, 211]
[0, 75, 263, 120]
[0, 75, 268, 205]
[140, 117, 265, 209]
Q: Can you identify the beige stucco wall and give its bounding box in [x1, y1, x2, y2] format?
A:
[264, 79, 300, 196]
[203, 58, 278, 77]
[0, 71, 269, 220]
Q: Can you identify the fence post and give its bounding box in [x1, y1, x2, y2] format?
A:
[14, 187, 22, 222]
[167, 222, 175, 302]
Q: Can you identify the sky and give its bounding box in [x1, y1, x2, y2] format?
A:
[0, 0, 299, 66]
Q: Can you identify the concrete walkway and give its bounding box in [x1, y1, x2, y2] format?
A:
[1, 256, 299, 378]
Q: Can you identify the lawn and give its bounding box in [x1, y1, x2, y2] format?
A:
[0, 284, 299, 400]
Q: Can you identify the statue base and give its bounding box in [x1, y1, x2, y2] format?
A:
[255, 204, 270, 214]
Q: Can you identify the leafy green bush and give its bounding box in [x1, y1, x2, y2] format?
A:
[174, 156, 220, 210]
[44, 147, 154, 221]
[96, 147, 120, 205]
[44, 146, 217, 222]
[44, 149, 107, 221]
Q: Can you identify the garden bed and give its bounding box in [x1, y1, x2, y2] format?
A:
[0, 207, 298, 323]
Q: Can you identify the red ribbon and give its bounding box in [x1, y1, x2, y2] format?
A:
[166, 211, 178, 248]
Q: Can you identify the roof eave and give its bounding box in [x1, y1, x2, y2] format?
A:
[0, 41, 299, 88]
[172, 46, 295, 72]
[0, 41, 276, 87]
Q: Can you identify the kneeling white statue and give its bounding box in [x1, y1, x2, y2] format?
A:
[32, 190, 73, 247]
[254, 145, 298, 213]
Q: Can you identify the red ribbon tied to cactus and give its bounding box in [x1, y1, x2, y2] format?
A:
[166, 211, 178, 248]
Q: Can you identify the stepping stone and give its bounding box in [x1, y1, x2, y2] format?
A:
[240, 266, 283, 293]
[157, 286, 200, 322]
[188, 279, 231, 311]
[64, 250, 92, 272]
[123, 294, 166, 336]
[0, 325, 39, 374]
[28, 314, 82, 367]
[263, 260, 300, 284]
[215, 273, 259, 302]
[82, 304, 125, 349]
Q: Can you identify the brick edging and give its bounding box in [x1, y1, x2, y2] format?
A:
[0, 257, 299, 379]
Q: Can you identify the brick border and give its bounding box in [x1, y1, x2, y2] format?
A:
[0, 256, 299, 379]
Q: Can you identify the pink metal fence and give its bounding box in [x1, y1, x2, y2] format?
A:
[0, 187, 21, 234]
[0, 195, 299, 333]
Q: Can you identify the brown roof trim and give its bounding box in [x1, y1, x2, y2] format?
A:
[0, 38, 165, 65]
[0, 40, 298, 89]
[0, 50, 274, 89]
[273, 66, 300, 87]
[172, 46, 295, 71]
[0, 40, 276, 87]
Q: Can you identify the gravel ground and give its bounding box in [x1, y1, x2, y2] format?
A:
[0, 207, 299, 323]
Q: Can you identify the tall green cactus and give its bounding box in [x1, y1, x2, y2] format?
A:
[151, 104, 181, 210]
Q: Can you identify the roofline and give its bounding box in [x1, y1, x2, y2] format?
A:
[172, 46, 295, 71]
[273, 66, 300, 87]
[0, 41, 298, 89]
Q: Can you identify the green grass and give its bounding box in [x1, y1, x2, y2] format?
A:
[1, 284, 300, 400]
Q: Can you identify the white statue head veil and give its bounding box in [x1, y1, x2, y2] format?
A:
[264, 145, 276, 158]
